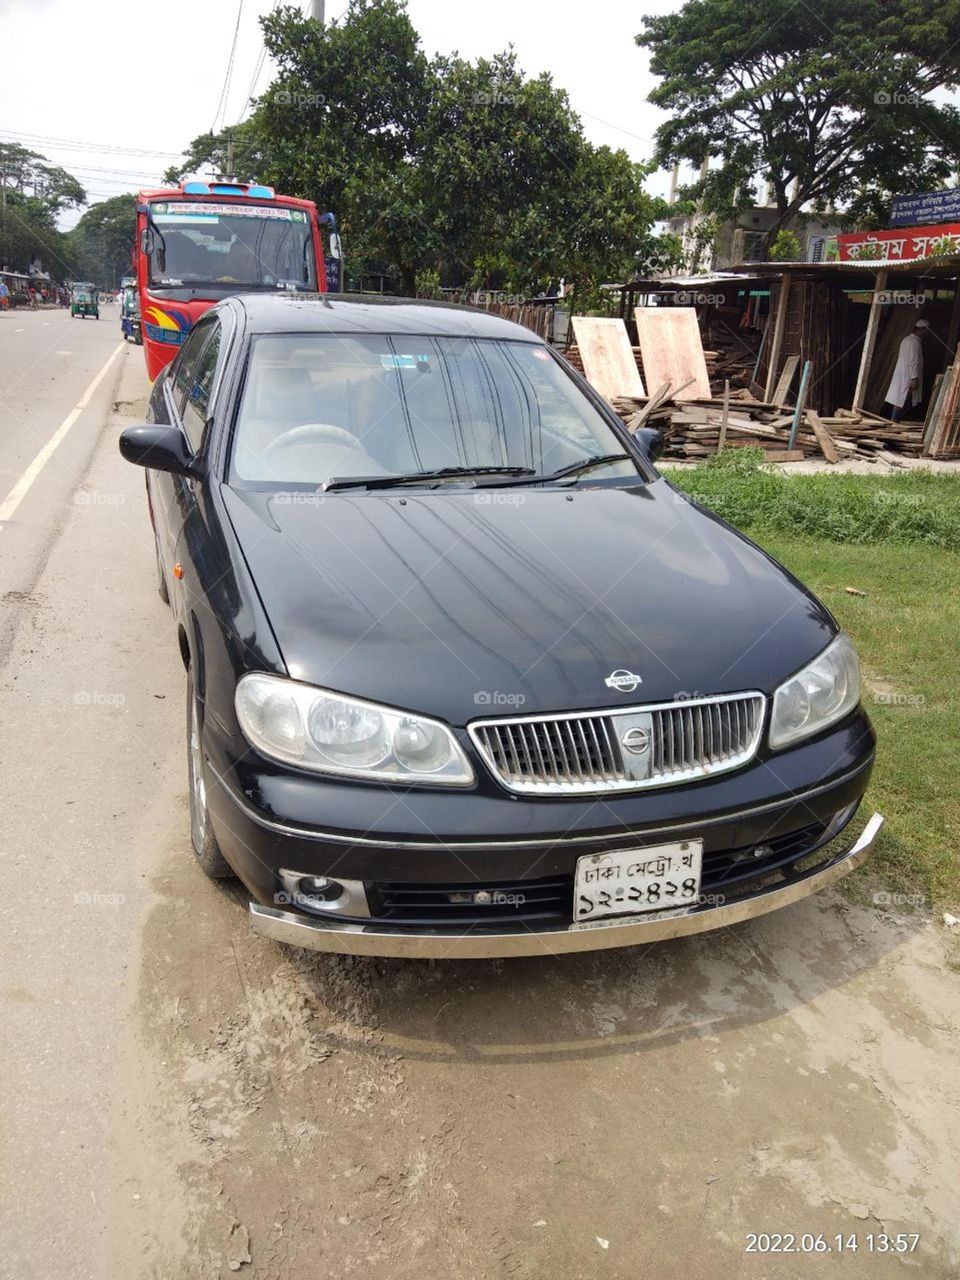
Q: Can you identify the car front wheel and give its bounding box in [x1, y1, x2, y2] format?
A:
[187, 672, 233, 879]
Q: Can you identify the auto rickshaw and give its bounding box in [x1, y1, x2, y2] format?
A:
[70, 282, 99, 319]
[119, 277, 141, 343]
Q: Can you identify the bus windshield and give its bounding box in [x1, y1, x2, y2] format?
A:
[146, 201, 316, 292]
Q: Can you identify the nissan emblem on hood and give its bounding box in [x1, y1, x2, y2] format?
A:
[604, 669, 643, 693]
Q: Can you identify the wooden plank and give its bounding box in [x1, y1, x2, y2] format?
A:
[717, 379, 731, 452]
[763, 274, 792, 401]
[788, 360, 812, 449]
[634, 309, 710, 401]
[570, 317, 645, 399]
[921, 372, 945, 451]
[807, 410, 840, 464]
[626, 381, 672, 432]
[764, 449, 806, 462]
[772, 354, 800, 406]
[852, 269, 888, 411]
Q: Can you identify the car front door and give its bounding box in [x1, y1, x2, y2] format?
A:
[150, 317, 222, 611]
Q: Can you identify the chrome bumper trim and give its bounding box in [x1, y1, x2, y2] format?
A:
[210, 757, 874, 851]
[248, 812, 883, 959]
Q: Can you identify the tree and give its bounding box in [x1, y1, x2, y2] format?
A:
[0, 143, 85, 276]
[67, 194, 138, 286]
[169, 0, 663, 295]
[637, 0, 960, 236]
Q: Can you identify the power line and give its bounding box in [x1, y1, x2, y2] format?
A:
[0, 127, 183, 159]
[238, 0, 284, 124]
[211, 0, 246, 134]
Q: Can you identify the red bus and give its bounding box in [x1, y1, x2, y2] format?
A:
[135, 179, 341, 380]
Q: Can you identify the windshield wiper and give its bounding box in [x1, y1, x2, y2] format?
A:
[489, 453, 634, 487]
[323, 465, 535, 493]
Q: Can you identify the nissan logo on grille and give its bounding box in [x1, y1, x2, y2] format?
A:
[621, 725, 651, 755]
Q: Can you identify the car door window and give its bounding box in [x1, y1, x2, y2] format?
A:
[170, 324, 212, 414]
[179, 321, 221, 452]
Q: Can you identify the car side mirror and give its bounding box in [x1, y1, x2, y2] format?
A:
[118, 425, 197, 478]
[634, 427, 664, 462]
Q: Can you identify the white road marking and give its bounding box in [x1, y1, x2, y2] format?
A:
[14, 327, 24, 333]
[0, 343, 125, 531]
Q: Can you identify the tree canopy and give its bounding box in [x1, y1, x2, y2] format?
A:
[0, 143, 86, 277]
[66, 194, 138, 287]
[637, 0, 960, 234]
[167, 0, 669, 297]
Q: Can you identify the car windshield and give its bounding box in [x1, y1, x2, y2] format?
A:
[147, 202, 316, 291]
[230, 333, 641, 488]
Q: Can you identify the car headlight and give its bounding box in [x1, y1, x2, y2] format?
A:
[769, 632, 861, 750]
[235, 673, 474, 785]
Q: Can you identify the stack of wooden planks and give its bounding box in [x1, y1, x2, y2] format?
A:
[922, 345, 960, 458]
[565, 312, 945, 462]
[608, 393, 928, 463]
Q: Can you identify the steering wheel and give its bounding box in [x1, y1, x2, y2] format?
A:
[262, 423, 365, 455]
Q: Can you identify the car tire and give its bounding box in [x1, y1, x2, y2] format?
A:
[187, 672, 233, 879]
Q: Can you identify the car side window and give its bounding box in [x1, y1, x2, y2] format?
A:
[179, 322, 222, 452]
[170, 324, 212, 413]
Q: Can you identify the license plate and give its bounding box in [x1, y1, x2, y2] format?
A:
[573, 840, 703, 923]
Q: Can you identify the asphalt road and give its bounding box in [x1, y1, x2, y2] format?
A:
[1, 306, 959, 1280]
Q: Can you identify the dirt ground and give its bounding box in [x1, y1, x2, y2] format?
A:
[2, 337, 959, 1279]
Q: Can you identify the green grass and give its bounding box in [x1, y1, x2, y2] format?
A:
[669, 447, 960, 551]
[744, 536, 959, 911]
[665, 454, 960, 910]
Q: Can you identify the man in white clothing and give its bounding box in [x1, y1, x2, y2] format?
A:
[883, 318, 930, 420]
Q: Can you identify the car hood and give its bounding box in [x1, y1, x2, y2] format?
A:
[222, 478, 836, 724]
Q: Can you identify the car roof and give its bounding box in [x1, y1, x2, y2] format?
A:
[224, 292, 544, 342]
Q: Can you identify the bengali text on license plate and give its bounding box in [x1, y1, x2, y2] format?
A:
[573, 840, 703, 923]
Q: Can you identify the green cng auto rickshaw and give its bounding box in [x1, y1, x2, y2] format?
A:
[70, 282, 99, 319]
[119, 276, 141, 343]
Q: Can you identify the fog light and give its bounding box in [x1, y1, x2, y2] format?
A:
[298, 875, 343, 903]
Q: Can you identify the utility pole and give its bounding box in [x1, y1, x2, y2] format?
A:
[226, 132, 234, 180]
[311, 0, 324, 21]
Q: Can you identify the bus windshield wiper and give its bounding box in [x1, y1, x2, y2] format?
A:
[323, 465, 536, 492]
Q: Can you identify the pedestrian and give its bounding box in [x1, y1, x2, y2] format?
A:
[883, 318, 931, 421]
[0, 279, 8, 311]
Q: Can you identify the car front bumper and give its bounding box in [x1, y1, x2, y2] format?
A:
[247, 812, 883, 958]
[201, 707, 880, 958]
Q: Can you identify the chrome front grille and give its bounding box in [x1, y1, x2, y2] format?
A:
[469, 693, 765, 794]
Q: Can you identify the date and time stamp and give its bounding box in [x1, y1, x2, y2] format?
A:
[745, 1232, 921, 1255]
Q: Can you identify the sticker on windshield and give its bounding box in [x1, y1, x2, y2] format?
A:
[380, 354, 431, 370]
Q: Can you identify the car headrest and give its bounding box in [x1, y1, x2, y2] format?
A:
[251, 365, 317, 424]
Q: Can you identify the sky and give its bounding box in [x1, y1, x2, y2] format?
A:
[0, 0, 684, 229]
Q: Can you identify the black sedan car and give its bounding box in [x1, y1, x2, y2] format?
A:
[119, 293, 882, 958]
